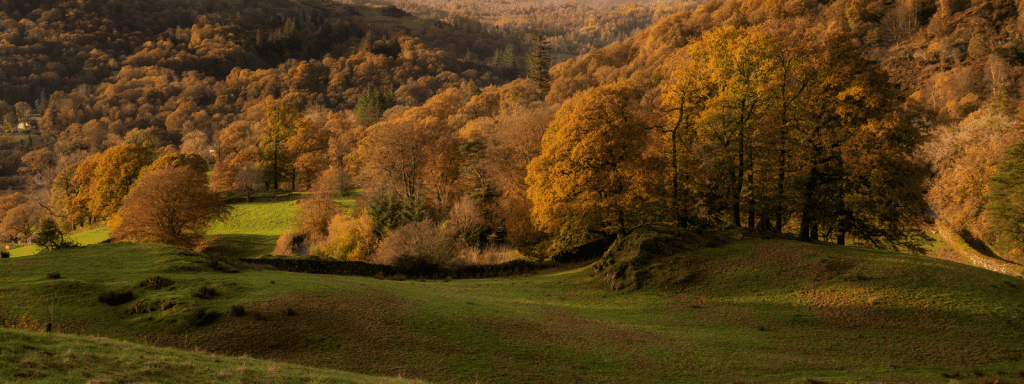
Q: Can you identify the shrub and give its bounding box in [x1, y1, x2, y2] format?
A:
[447, 196, 487, 246]
[296, 188, 341, 240]
[137, 276, 174, 289]
[367, 193, 430, 239]
[36, 218, 79, 251]
[98, 289, 135, 306]
[284, 307, 297, 316]
[230, 304, 246, 317]
[455, 244, 520, 265]
[206, 255, 240, 273]
[184, 307, 220, 327]
[128, 299, 176, 315]
[45, 272, 61, 279]
[372, 220, 456, 266]
[317, 213, 375, 261]
[273, 230, 302, 256]
[192, 284, 218, 299]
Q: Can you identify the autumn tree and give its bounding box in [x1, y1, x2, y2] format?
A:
[110, 167, 230, 247]
[0, 193, 30, 240]
[51, 154, 99, 227]
[234, 162, 263, 202]
[662, 25, 930, 250]
[211, 120, 260, 192]
[472, 103, 558, 246]
[51, 144, 154, 225]
[661, 53, 711, 227]
[354, 88, 466, 211]
[526, 82, 664, 247]
[19, 148, 57, 188]
[681, 26, 778, 228]
[259, 102, 300, 190]
[139, 153, 208, 179]
[84, 144, 154, 220]
[285, 105, 342, 190]
[0, 203, 43, 242]
[14, 102, 32, 121]
[924, 109, 1021, 241]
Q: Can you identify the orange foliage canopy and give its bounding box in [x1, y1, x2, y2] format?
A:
[110, 167, 230, 247]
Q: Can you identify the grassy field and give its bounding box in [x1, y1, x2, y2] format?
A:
[3, 238, 1024, 383]
[6, 191, 351, 259]
[204, 193, 357, 258]
[6, 227, 111, 258]
[4, 200, 296, 259]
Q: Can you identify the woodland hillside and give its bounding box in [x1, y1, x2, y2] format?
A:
[0, 0, 1020, 268]
[342, 0, 696, 56]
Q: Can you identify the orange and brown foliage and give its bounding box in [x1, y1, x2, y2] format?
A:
[110, 166, 229, 247]
[923, 109, 1023, 241]
[353, 87, 467, 210]
[526, 82, 664, 241]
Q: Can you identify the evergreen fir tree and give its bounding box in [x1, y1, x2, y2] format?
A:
[528, 29, 551, 96]
[986, 140, 1024, 252]
[355, 86, 396, 126]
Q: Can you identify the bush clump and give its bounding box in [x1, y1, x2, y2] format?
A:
[137, 276, 174, 289]
[45, 272, 61, 279]
[127, 299, 176, 315]
[184, 307, 220, 327]
[230, 304, 245, 317]
[98, 289, 135, 306]
[192, 284, 218, 299]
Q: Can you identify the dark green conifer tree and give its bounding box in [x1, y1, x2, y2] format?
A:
[355, 87, 396, 126]
[986, 140, 1024, 252]
[528, 28, 551, 96]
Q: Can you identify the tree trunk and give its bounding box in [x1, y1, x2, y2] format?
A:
[799, 206, 812, 241]
[775, 149, 786, 232]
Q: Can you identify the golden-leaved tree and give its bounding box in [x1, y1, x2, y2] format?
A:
[526, 82, 664, 246]
[353, 88, 466, 211]
[663, 24, 930, 251]
[51, 144, 155, 226]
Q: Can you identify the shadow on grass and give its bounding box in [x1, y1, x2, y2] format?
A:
[201, 234, 277, 259]
[957, 229, 1017, 264]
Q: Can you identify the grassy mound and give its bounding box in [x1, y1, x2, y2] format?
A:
[2, 240, 1024, 383]
[0, 327, 422, 383]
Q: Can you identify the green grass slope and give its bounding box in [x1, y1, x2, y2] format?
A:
[7, 192, 355, 259]
[2, 239, 1024, 383]
[0, 327, 423, 383]
[7, 227, 110, 258]
[205, 199, 302, 258]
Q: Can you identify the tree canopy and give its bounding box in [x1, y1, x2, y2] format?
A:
[110, 166, 230, 247]
[526, 82, 663, 241]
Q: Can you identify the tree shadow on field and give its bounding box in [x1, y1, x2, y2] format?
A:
[200, 234, 277, 259]
[957, 229, 1016, 264]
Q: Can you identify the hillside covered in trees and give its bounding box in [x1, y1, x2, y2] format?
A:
[0, 0, 1021, 271]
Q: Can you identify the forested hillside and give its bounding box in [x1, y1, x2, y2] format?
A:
[342, 0, 696, 56]
[0, 0, 1021, 269]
